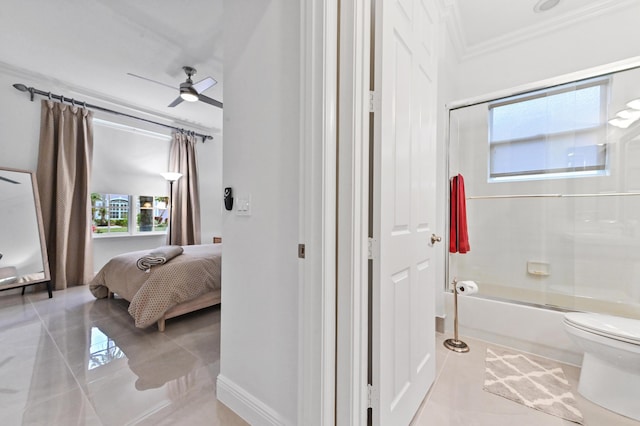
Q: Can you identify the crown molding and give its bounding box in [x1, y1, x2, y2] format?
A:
[445, 0, 638, 62]
[446, 55, 640, 110]
[439, 0, 466, 62]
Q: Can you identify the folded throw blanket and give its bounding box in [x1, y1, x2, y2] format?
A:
[136, 245, 184, 272]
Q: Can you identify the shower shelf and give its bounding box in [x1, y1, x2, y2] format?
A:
[527, 261, 550, 277]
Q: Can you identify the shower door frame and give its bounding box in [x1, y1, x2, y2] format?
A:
[443, 55, 640, 308]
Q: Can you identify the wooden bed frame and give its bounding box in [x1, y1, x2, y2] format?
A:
[108, 289, 221, 332]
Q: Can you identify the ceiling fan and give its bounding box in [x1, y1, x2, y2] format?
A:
[0, 175, 20, 184]
[127, 66, 223, 109]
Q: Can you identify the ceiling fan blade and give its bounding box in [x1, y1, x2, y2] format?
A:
[192, 77, 217, 94]
[198, 94, 223, 109]
[0, 175, 20, 184]
[127, 73, 176, 90]
[168, 96, 184, 108]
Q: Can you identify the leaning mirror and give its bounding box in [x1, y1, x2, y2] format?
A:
[0, 167, 51, 298]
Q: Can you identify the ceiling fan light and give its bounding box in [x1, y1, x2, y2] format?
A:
[180, 90, 199, 102]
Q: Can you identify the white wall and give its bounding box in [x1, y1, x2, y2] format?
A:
[0, 64, 223, 276]
[217, 1, 300, 425]
[0, 66, 43, 172]
[439, 2, 640, 359]
[450, 3, 640, 102]
[197, 133, 224, 245]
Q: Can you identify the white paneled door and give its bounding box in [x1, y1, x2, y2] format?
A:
[371, 0, 439, 424]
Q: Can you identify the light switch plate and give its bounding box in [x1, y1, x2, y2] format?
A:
[236, 195, 251, 216]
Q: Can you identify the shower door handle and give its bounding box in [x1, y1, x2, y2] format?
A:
[431, 234, 442, 244]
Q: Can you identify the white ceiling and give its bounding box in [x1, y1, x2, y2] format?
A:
[0, 0, 631, 133]
[1, 0, 224, 132]
[447, 0, 635, 58]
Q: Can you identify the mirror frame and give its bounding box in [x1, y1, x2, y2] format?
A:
[0, 166, 52, 298]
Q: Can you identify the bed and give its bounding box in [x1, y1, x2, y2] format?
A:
[89, 243, 221, 331]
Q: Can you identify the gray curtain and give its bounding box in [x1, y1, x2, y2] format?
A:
[36, 100, 94, 290]
[168, 132, 201, 245]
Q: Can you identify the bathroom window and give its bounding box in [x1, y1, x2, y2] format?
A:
[488, 77, 609, 181]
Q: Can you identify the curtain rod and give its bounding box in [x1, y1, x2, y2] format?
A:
[12, 83, 213, 143]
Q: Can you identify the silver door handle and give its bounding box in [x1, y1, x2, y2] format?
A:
[431, 234, 442, 244]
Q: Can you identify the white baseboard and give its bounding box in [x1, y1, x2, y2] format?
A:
[217, 374, 288, 426]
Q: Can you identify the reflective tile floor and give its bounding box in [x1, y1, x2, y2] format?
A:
[4, 286, 639, 426]
[0, 286, 247, 426]
[412, 333, 640, 426]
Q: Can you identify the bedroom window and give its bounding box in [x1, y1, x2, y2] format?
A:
[92, 193, 168, 236]
[488, 76, 609, 181]
[88, 327, 124, 369]
[91, 193, 130, 234]
[136, 196, 169, 233]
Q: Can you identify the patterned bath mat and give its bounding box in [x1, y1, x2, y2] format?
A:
[483, 347, 583, 424]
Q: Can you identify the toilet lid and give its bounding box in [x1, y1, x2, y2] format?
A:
[565, 312, 640, 345]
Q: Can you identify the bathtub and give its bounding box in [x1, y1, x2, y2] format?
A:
[441, 291, 584, 365]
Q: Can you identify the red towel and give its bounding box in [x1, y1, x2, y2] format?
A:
[450, 174, 470, 254]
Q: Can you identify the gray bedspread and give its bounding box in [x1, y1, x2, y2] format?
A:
[90, 244, 222, 328]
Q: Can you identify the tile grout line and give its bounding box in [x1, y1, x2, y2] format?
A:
[27, 290, 106, 426]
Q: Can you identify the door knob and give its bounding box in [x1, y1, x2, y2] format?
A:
[431, 234, 442, 244]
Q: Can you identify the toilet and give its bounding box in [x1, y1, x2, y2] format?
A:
[563, 312, 640, 421]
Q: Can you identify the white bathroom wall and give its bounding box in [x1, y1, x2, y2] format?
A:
[450, 2, 640, 102]
[0, 64, 223, 274]
[440, 1, 640, 361]
[218, 1, 300, 424]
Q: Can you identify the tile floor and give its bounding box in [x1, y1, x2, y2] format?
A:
[0, 286, 247, 426]
[411, 333, 640, 426]
[2, 286, 638, 426]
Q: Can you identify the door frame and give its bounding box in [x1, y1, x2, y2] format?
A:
[298, 0, 339, 424]
[335, 0, 372, 424]
[299, 0, 373, 424]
